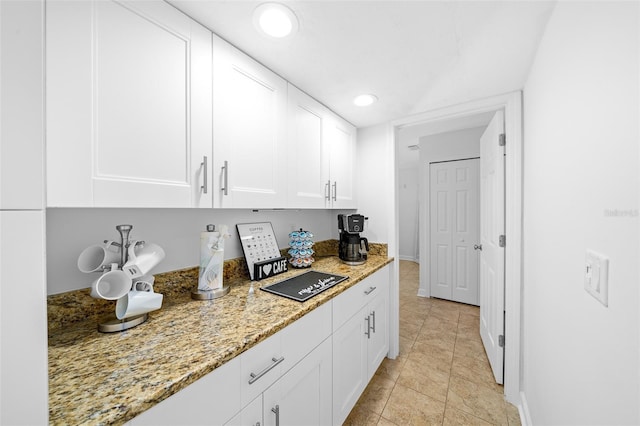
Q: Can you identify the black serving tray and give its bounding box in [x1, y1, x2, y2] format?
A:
[260, 270, 349, 302]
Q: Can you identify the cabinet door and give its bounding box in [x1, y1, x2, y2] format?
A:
[225, 395, 262, 426]
[0, 211, 48, 425]
[0, 0, 45, 210]
[213, 36, 287, 208]
[263, 338, 332, 426]
[46, 0, 212, 207]
[325, 115, 357, 209]
[286, 85, 330, 208]
[332, 306, 368, 425]
[367, 286, 389, 382]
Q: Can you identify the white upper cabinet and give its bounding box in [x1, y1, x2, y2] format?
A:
[286, 85, 330, 208]
[287, 85, 357, 209]
[325, 114, 357, 209]
[212, 36, 287, 209]
[46, 0, 212, 207]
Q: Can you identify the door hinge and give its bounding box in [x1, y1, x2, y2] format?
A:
[499, 133, 506, 146]
[499, 235, 506, 247]
[499, 335, 505, 347]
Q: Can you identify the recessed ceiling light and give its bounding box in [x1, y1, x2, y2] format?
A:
[253, 3, 299, 38]
[353, 94, 378, 107]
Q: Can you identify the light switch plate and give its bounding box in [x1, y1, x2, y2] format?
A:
[584, 250, 609, 307]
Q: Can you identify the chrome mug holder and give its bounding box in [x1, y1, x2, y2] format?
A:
[91, 224, 155, 333]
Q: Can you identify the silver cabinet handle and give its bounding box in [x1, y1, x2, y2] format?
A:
[364, 286, 376, 295]
[474, 244, 483, 251]
[200, 156, 208, 194]
[325, 179, 331, 201]
[248, 356, 284, 384]
[332, 181, 337, 201]
[271, 405, 280, 426]
[221, 160, 229, 196]
[370, 310, 376, 333]
[365, 315, 371, 339]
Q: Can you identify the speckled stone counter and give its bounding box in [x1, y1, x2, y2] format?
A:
[48, 248, 393, 425]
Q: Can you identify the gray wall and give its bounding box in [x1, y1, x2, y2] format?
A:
[47, 208, 354, 295]
[398, 167, 419, 261]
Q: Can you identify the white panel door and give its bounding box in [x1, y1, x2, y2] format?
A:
[46, 0, 212, 207]
[479, 110, 505, 384]
[286, 85, 329, 208]
[263, 338, 332, 426]
[326, 115, 357, 209]
[429, 159, 480, 305]
[213, 36, 287, 208]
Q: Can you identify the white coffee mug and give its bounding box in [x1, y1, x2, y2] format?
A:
[116, 289, 163, 320]
[122, 241, 165, 279]
[78, 241, 121, 273]
[90, 264, 132, 300]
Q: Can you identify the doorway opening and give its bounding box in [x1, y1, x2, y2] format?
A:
[392, 92, 523, 405]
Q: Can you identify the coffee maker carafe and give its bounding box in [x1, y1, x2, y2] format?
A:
[338, 214, 369, 265]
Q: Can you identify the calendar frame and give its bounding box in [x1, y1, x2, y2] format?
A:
[236, 222, 282, 280]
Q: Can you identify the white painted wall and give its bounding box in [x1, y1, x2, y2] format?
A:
[47, 208, 354, 295]
[417, 126, 484, 297]
[357, 123, 399, 359]
[355, 124, 395, 251]
[522, 2, 639, 424]
[398, 167, 419, 261]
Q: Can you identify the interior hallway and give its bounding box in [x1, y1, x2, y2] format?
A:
[345, 260, 521, 425]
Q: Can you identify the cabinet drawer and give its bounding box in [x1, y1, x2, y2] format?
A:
[281, 301, 331, 373]
[240, 332, 283, 407]
[333, 267, 388, 332]
[130, 356, 241, 425]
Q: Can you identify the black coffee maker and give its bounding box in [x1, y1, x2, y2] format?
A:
[338, 214, 369, 265]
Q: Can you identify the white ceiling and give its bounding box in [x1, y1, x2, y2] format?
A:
[169, 0, 555, 129]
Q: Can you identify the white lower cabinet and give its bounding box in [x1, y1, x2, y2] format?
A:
[129, 356, 241, 426]
[130, 265, 390, 426]
[263, 337, 332, 426]
[225, 395, 262, 426]
[332, 266, 390, 425]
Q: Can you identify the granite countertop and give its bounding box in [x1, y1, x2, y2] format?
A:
[48, 254, 393, 426]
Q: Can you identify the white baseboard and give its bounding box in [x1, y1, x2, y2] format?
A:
[398, 255, 419, 262]
[519, 391, 533, 426]
[417, 288, 429, 298]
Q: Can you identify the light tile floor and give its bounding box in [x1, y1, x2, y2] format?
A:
[344, 260, 521, 425]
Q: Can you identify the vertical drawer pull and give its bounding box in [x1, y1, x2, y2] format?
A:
[248, 356, 284, 384]
[365, 315, 371, 339]
[370, 310, 376, 333]
[325, 180, 331, 201]
[364, 286, 376, 295]
[271, 405, 280, 426]
[221, 160, 229, 196]
[200, 156, 208, 194]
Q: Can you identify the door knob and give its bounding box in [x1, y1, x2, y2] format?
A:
[474, 244, 483, 251]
